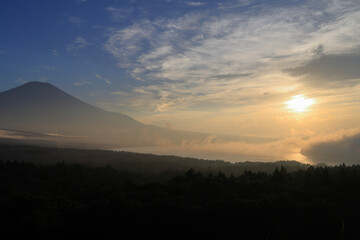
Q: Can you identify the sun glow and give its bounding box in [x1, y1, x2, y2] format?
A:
[286, 94, 314, 112]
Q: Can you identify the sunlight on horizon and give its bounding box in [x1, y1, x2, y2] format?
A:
[286, 95, 315, 113]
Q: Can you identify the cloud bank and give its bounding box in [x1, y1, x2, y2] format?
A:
[301, 129, 360, 165]
[286, 53, 360, 88]
[119, 128, 360, 165]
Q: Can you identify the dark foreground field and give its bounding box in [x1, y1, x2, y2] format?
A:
[1, 144, 359, 239]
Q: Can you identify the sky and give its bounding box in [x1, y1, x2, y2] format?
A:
[1, 0, 360, 164]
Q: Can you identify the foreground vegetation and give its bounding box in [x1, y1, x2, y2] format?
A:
[1, 144, 360, 239]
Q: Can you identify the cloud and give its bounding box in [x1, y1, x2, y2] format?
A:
[301, 129, 360, 165]
[28, 65, 58, 73]
[94, 73, 111, 84]
[15, 78, 28, 84]
[120, 134, 307, 163]
[110, 91, 130, 96]
[68, 16, 83, 27]
[92, 25, 103, 29]
[73, 81, 92, 86]
[42, 65, 58, 71]
[51, 49, 59, 56]
[209, 73, 252, 80]
[106, 6, 133, 21]
[184, 1, 205, 7]
[66, 37, 90, 54]
[166, 122, 173, 129]
[104, 0, 360, 114]
[217, 0, 256, 9]
[37, 76, 48, 82]
[117, 127, 360, 164]
[285, 53, 360, 88]
[28, 68, 39, 73]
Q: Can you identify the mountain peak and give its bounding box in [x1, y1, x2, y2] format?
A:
[0, 82, 143, 138]
[23, 81, 52, 86]
[0, 81, 75, 105]
[20, 81, 61, 91]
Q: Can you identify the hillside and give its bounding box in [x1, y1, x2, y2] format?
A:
[0, 143, 309, 178]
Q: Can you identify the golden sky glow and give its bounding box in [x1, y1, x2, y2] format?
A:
[286, 95, 315, 113]
[2, 0, 360, 164]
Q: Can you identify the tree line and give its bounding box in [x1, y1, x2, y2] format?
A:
[1, 155, 360, 239]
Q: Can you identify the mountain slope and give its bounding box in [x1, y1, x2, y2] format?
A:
[0, 82, 150, 145]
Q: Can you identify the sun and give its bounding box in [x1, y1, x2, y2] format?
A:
[286, 94, 314, 112]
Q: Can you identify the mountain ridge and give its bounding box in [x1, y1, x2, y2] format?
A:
[0, 81, 141, 124]
[0, 82, 143, 136]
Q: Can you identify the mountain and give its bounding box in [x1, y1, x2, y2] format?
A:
[0, 82, 218, 148]
[0, 82, 152, 146]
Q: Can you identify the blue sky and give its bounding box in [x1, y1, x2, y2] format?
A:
[2, 0, 360, 162]
[1, 0, 243, 105]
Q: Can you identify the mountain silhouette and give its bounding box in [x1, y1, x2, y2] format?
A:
[0, 82, 218, 147]
[0, 82, 158, 146]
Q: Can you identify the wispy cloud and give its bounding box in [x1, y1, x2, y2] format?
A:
[42, 65, 58, 71]
[94, 73, 111, 84]
[106, 6, 133, 21]
[104, 0, 360, 113]
[37, 76, 48, 82]
[110, 91, 130, 96]
[15, 78, 28, 84]
[184, 1, 205, 7]
[217, 0, 255, 9]
[68, 16, 83, 27]
[73, 81, 92, 86]
[28, 65, 58, 73]
[51, 49, 59, 56]
[66, 36, 90, 54]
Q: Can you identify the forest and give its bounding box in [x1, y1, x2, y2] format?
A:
[1, 144, 359, 239]
[0, 143, 309, 178]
